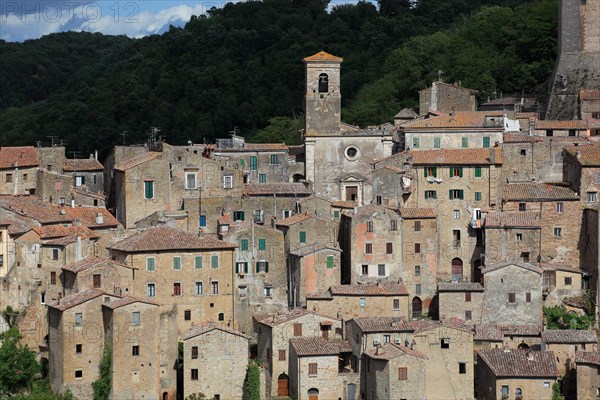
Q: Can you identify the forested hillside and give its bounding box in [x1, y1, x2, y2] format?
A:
[0, 0, 557, 157]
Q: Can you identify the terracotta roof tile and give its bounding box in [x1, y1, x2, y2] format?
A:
[290, 243, 341, 257]
[0, 196, 72, 224]
[351, 317, 413, 333]
[477, 349, 558, 377]
[438, 283, 484, 292]
[326, 282, 409, 296]
[275, 212, 311, 227]
[580, 89, 600, 100]
[499, 325, 542, 336]
[404, 111, 504, 129]
[64, 158, 103, 172]
[484, 211, 541, 228]
[217, 214, 234, 225]
[331, 200, 356, 208]
[183, 321, 249, 340]
[364, 343, 427, 360]
[242, 143, 288, 151]
[256, 308, 340, 327]
[565, 144, 600, 166]
[408, 148, 503, 165]
[398, 208, 436, 219]
[109, 226, 236, 252]
[0, 218, 32, 236]
[290, 337, 352, 356]
[535, 120, 587, 130]
[303, 51, 343, 62]
[474, 325, 504, 342]
[33, 225, 99, 240]
[47, 288, 112, 311]
[482, 261, 543, 275]
[0, 146, 39, 169]
[305, 291, 332, 300]
[63, 207, 119, 229]
[575, 351, 600, 365]
[540, 262, 583, 274]
[542, 330, 597, 344]
[395, 108, 419, 119]
[71, 188, 107, 200]
[114, 152, 161, 171]
[62, 256, 131, 273]
[502, 183, 578, 201]
[102, 296, 159, 310]
[243, 183, 311, 196]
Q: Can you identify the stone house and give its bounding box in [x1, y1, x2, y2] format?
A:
[533, 120, 588, 137]
[0, 146, 39, 195]
[501, 182, 582, 266]
[580, 89, 600, 120]
[476, 348, 558, 400]
[276, 212, 338, 255]
[541, 329, 598, 377]
[370, 165, 413, 209]
[102, 297, 176, 400]
[484, 211, 541, 266]
[398, 207, 438, 317]
[481, 262, 543, 326]
[289, 243, 342, 308]
[218, 220, 287, 334]
[437, 282, 484, 324]
[0, 221, 12, 278]
[564, 144, 600, 207]
[474, 325, 543, 352]
[306, 282, 409, 320]
[363, 343, 427, 400]
[61, 256, 134, 297]
[255, 308, 343, 399]
[108, 226, 237, 335]
[418, 80, 477, 116]
[48, 289, 121, 398]
[64, 158, 104, 194]
[302, 52, 393, 204]
[183, 321, 249, 400]
[575, 351, 600, 399]
[295, 195, 334, 221]
[288, 337, 358, 400]
[541, 264, 585, 306]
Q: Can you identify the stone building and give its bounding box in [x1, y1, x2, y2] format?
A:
[541, 264, 585, 306]
[306, 282, 409, 320]
[370, 165, 413, 209]
[580, 89, 600, 120]
[288, 337, 358, 400]
[108, 226, 237, 335]
[564, 144, 600, 206]
[533, 120, 589, 137]
[255, 308, 343, 399]
[61, 256, 134, 297]
[183, 322, 249, 400]
[0, 146, 39, 195]
[476, 349, 558, 400]
[484, 211, 542, 265]
[481, 262, 543, 326]
[276, 212, 338, 255]
[302, 51, 393, 203]
[64, 158, 104, 194]
[48, 289, 121, 398]
[418, 81, 477, 116]
[575, 351, 600, 399]
[474, 325, 543, 352]
[102, 297, 176, 400]
[363, 343, 427, 400]
[541, 329, 597, 377]
[437, 282, 484, 324]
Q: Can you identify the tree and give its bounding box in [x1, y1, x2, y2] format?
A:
[0, 328, 40, 395]
[543, 305, 594, 330]
[1, 305, 20, 327]
[245, 362, 261, 400]
[91, 345, 111, 400]
[551, 381, 561, 400]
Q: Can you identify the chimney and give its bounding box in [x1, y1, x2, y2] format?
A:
[526, 351, 533, 361]
[96, 213, 104, 225]
[76, 236, 82, 261]
[576, 149, 581, 159]
[375, 344, 381, 355]
[71, 199, 76, 208]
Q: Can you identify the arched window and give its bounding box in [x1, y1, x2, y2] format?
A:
[308, 388, 319, 400]
[218, 312, 224, 321]
[452, 258, 463, 282]
[412, 297, 422, 319]
[318, 74, 329, 93]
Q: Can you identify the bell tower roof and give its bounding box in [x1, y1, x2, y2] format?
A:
[303, 51, 343, 63]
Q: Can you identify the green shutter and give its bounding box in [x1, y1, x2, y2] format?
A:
[244, 262, 249, 273]
[250, 156, 257, 170]
[327, 255, 334, 268]
[433, 167, 437, 178]
[258, 239, 266, 250]
[144, 181, 154, 199]
[195, 256, 203, 269]
[333, 211, 340, 219]
[449, 190, 454, 200]
[147, 258, 155, 271]
[475, 192, 482, 201]
[459, 190, 464, 199]
[299, 231, 306, 243]
[434, 138, 441, 148]
[211, 255, 219, 269]
[483, 137, 490, 148]
[259, 174, 267, 183]
[475, 167, 482, 178]
[462, 137, 468, 148]
[256, 262, 260, 273]
[449, 167, 454, 178]
[235, 262, 240, 274]
[265, 262, 269, 273]
[240, 159, 245, 168]
[93, 175, 97, 184]
[241, 239, 248, 251]
[459, 167, 463, 178]
[424, 168, 428, 178]
[173, 257, 181, 270]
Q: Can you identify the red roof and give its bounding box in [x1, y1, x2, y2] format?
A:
[502, 183, 578, 201]
[575, 351, 600, 365]
[351, 317, 413, 333]
[32, 225, 98, 240]
[64, 158, 103, 171]
[408, 148, 503, 165]
[398, 208, 436, 219]
[0, 196, 72, 224]
[477, 349, 558, 377]
[275, 212, 311, 227]
[580, 89, 600, 100]
[0, 147, 39, 169]
[114, 152, 161, 171]
[47, 289, 116, 311]
[484, 211, 541, 228]
[303, 51, 343, 63]
[290, 337, 352, 356]
[404, 112, 504, 129]
[565, 144, 600, 166]
[109, 226, 236, 252]
[364, 343, 427, 360]
[63, 207, 119, 229]
[317, 282, 409, 297]
[535, 120, 587, 130]
[102, 296, 159, 310]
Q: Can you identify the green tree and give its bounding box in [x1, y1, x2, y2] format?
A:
[543, 305, 594, 330]
[91, 345, 111, 400]
[248, 116, 303, 145]
[551, 381, 561, 400]
[245, 361, 261, 400]
[0, 328, 40, 395]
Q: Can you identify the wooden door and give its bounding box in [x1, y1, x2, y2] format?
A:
[277, 374, 289, 397]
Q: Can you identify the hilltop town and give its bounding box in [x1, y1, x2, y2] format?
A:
[1, 2, 600, 400]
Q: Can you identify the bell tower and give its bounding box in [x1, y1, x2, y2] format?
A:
[303, 51, 343, 136]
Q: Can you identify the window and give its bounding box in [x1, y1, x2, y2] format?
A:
[299, 231, 307, 243]
[173, 282, 182, 296]
[441, 338, 450, 349]
[386, 243, 393, 254]
[415, 284, 421, 295]
[173, 256, 181, 270]
[195, 281, 203, 295]
[412, 138, 420, 149]
[191, 347, 198, 359]
[398, 367, 407, 380]
[564, 277, 573, 286]
[433, 137, 441, 148]
[414, 243, 421, 254]
[414, 221, 421, 231]
[51, 248, 59, 260]
[249, 156, 257, 170]
[393, 298, 400, 310]
[92, 274, 101, 288]
[132, 345, 140, 356]
[475, 192, 482, 201]
[366, 220, 373, 232]
[223, 175, 233, 189]
[554, 227, 562, 237]
[556, 202, 564, 213]
[264, 287, 272, 297]
[309, 363, 318, 376]
[191, 369, 199, 381]
[236, 262, 248, 274]
[459, 363, 466, 374]
[424, 190, 437, 199]
[211, 281, 219, 294]
[194, 256, 203, 269]
[144, 181, 154, 199]
[360, 298, 366, 307]
[378, 264, 386, 276]
[258, 239, 266, 250]
[453, 210, 460, 219]
[75, 313, 83, 327]
[211, 255, 219, 268]
[483, 137, 490, 148]
[465, 311, 472, 321]
[449, 189, 464, 200]
[333, 210, 340, 220]
[526, 292, 531, 302]
[362, 265, 368, 275]
[147, 283, 156, 297]
[5, 174, 12, 183]
[391, 220, 398, 230]
[547, 129, 554, 136]
[508, 293, 516, 303]
[474, 167, 482, 178]
[588, 192, 597, 203]
[75, 370, 83, 379]
[453, 229, 461, 247]
[383, 334, 390, 343]
[318, 73, 329, 93]
[502, 386, 509, 395]
[326, 255, 334, 269]
[146, 257, 156, 271]
[519, 202, 526, 211]
[259, 174, 267, 183]
[521, 252, 530, 263]
[218, 313, 224, 321]
[256, 261, 269, 273]
[294, 323, 302, 336]
[132, 312, 140, 326]
[75, 176, 85, 187]
[270, 154, 278, 164]
[450, 166, 463, 178]
[516, 233, 523, 241]
[233, 211, 245, 221]
[185, 172, 197, 189]
[366, 243, 373, 254]
[424, 166, 437, 177]
[465, 292, 472, 302]
[462, 137, 468, 148]
[184, 310, 191, 321]
[279, 350, 286, 361]
[254, 210, 264, 223]
[415, 265, 421, 276]
[50, 271, 57, 285]
[283, 210, 293, 219]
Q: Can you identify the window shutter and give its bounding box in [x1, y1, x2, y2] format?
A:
[449, 190, 454, 200]
[449, 167, 454, 178]
[327, 255, 334, 268]
[483, 137, 490, 148]
[459, 167, 463, 178]
[265, 262, 269, 273]
[256, 262, 260, 273]
[433, 167, 437, 177]
[195, 256, 202, 269]
[235, 263, 240, 274]
[459, 190, 464, 199]
[211, 255, 218, 268]
[424, 168, 428, 178]
[241, 239, 248, 251]
[244, 262, 249, 273]
[475, 167, 482, 178]
[299, 231, 306, 243]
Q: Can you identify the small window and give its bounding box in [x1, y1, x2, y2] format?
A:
[414, 221, 421, 231]
[223, 175, 233, 189]
[51, 248, 59, 261]
[521, 252, 530, 263]
[393, 299, 400, 310]
[415, 243, 421, 254]
[147, 283, 156, 297]
[415, 265, 421, 276]
[233, 211, 245, 221]
[195, 281, 203, 295]
[474, 167, 482, 178]
[270, 154, 278, 164]
[75, 370, 83, 379]
[173, 256, 181, 270]
[5, 174, 13, 183]
[92, 274, 101, 288]
[465, 292, 471, 302]
[554, 227, 562, 237]
[256, 261, 269, 273]
[258, 239, 266, 251]
[144, 181, 154, 199]
[390, 220, 398, 230]
[366, 243, 373, 254]
[173, 282, 182, 296]
[556, 202, 564, 213]
[264, 287, 273, 297]
[185, 172, 197, 190]
[362, 265, 368, 276]
[132, 312, 140, 326]
[398, 367, 407, 380]
[299, 231, 307, 243]
[508, 293, 516, 303]
[309, 363, 318, 376]
[519, 203, 526, 211]
[449, 189, 464, 200]
[146, 257, 156, 271]
[326, 255, 334, 269]
[384, 334, 390, 343]
[412, 138, 420, 149]
[75, 313, 83, 327]
[211, 281, 219, 295]
[211, 255, 219, 268]
[475, 192, 482, 201]
[366, 221, 373, 232]
[376, 195, 382, 205]
[294, 323, 302, 336]
[199, 215, 207, 227]
[441, 338, 450, 349]
[235, 262, 248, 274]
[450, 166, 463, 178]
[516, 233, 523, 241]
[564, 277, 573, 286]
[453, 210, 460, 219]
[433, 137, 441, 148]
[415, 284, 421, 295]
[465, 310, 472, 321]
[259, 174, 267, 183]
[526, 292, 531, 302]
[462, 137, 468, 148]
[50, 271, 57, 285]
[588, 192, 597, 203]
[378, 264, 386, 276]
[386, 243, 393, 254]
[194, 256, 203, 269]
[191, 369, 199, 381]
[191, 346, 198, 359]
[249, 156, 257, 170]
[520, 149, 527, 156]
[483, 137, 490, 148]
[459, 363, 466, 374]
[359, 298, 366, 307]
[184, 310, 191, 321]
[218, 313, 224, 321]
[279, 350, 286, 361]
[425, 190, 437, 199]
[132, 345, 140, 356]
[76, 344, 82, 354]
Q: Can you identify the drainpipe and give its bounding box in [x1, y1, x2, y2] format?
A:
[12, 163, 19, 195]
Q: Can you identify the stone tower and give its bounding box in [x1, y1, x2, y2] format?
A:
[545, 0, 600, 120]
[303, 51, 343, 136]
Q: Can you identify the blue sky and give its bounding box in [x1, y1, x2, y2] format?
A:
[0, 1, 364, 42]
